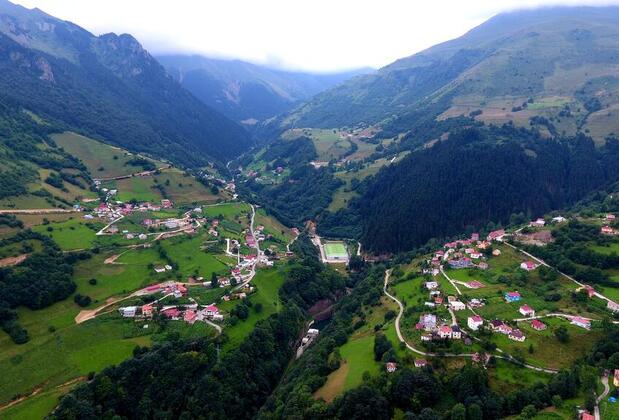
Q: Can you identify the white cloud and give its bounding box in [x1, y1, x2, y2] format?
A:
[11, 0, 619, 72]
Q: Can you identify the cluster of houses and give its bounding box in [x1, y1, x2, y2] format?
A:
[428, 230, 506, 271]
[416, 313, 463, 341]
[601, 213, 617, 235]
[488, 320, 526, 342]
[423, 281, 468, 310]
[92, 199, 174, 222]
[119, 303, 223, 324]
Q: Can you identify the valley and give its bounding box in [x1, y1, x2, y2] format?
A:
[1, 1, 619, 419]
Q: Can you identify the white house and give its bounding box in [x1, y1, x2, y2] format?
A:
[119, 306, 137, 318]
[468, 315, 484, 331]
[571, 316, 591, 329]
[451, 325, 462, 339]
[425, 281, 439, 290]
[450, 301, 466, 311]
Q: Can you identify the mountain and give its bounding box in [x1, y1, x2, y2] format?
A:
[0, 0, 251, 167]
[282, 7, 619, 145]
[157, 54, 372, 124]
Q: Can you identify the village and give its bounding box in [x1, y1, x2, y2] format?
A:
[55, 167, 303, 332]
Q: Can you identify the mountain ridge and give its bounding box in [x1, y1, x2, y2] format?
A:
[0, 0, 251, 167]
[280, 6, 619, 146]
[157, 53, 372, 123]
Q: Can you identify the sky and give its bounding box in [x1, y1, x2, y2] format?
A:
[12, 0, 619, 72]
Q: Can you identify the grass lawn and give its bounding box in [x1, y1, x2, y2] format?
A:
[161, 234, 232, 278]
[339, 334, 380, 391]
[16, 213, 77, 228]
[73, 251, 156, 305]
[53, 131, 161, 179]
[488, 358, 552, 392]
[492, 317, 602, 369]
[115, 177, 162, 202]
[221, 268, 285, 351]
[32, 217, 100, 250]
[37, 169, 96, 202]
[255, 208, 293, 243]
[203, 202, 251, 219]
[1, 386, 68, 419]
[590, 242, 619, 255]
[0, 315, 150, 406]
[0, 194, 58, 210]
[114, 169, 225, 204]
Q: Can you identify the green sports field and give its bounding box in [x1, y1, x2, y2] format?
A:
[324, 242, 348, 259]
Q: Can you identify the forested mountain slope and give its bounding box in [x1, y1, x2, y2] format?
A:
[350, 127, 619, 253]
[158, 54, 371, 124]
[0, 0, 250, 167]
[281, 6, 619, 145]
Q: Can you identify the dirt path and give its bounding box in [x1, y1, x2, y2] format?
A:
[595, 374, 610, 420]
[0, 253, 29, 267]
[0, 376, 86, 413]
[75, 294, 133, 324]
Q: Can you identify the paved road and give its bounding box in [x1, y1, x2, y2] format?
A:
[383, 269, 558, 373]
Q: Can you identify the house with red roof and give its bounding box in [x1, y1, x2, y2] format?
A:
[606, 213, 616, 221]
[466, 281, 484, 289]
[580, 412, 594, 420]
[468, 315, 484, 331]
[162, 307, 181, 320]
[519, 305, 535, 317]
[471, 233, 479, 241]
[184, 310, 197, 324]
[487, 229, 505, 241]
[204, 305, 219, 317]
[614, 369, 619, 387]
[141, 304, 153, 318]
[584, 285, 595, 298]
[531, 319, 546, 331]
[601, 225, 615, 235]
[386, 362, 397, 373]
[608, 300, 619, 312]
[438, 325, 453, 339]
[414, 359, 427, 368]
